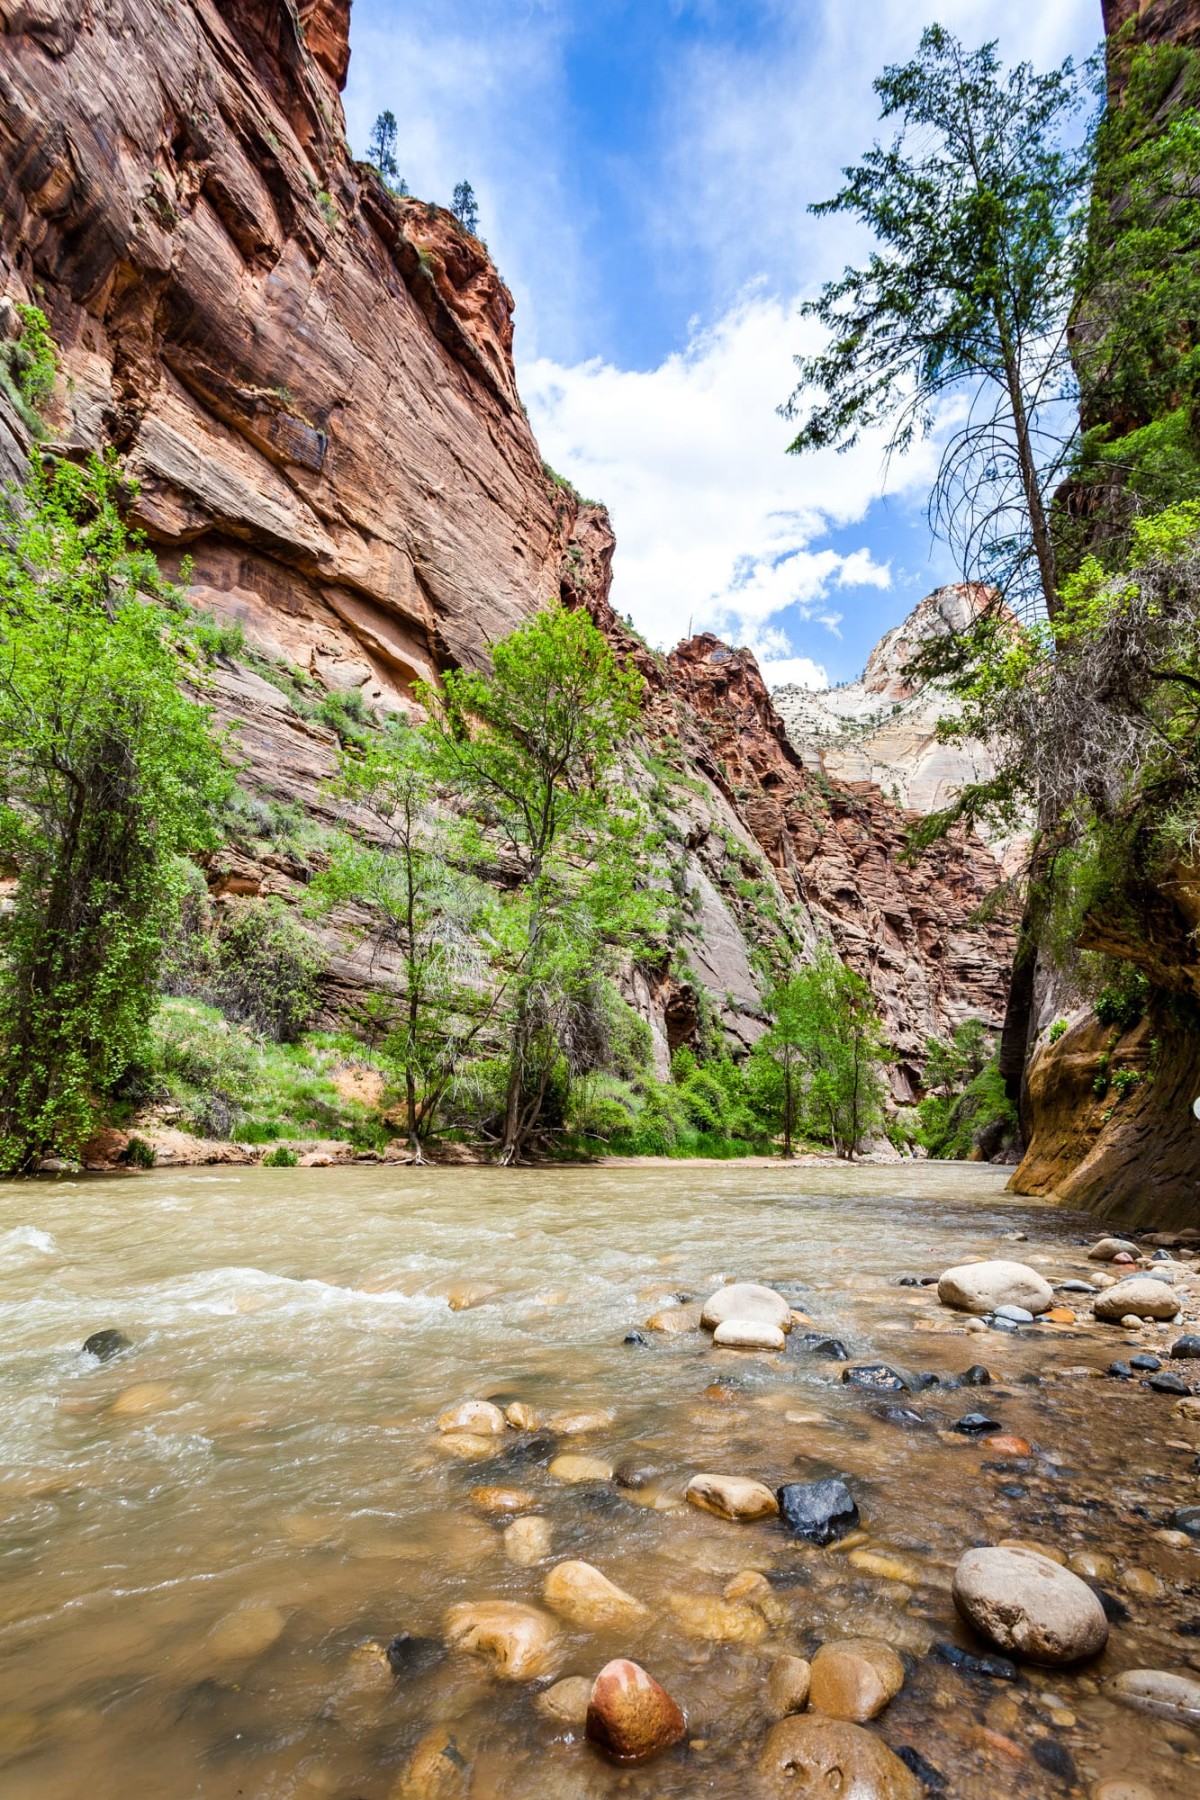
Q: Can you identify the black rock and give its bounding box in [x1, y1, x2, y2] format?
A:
[1147, 1372, 1190, 1395]
[918, 1276, 939, 1286]
[896, 1276, 923, 1287]
[82, 1329, 131, 1361]
[802, 1334, 850, 1361]
[916, 1371, 940, 1389]
[386, 1632, 445, 1678]
[613, 1461, 662, 1491]
[1172, 1506, 1200, 1539]
[896, 1746, 948, 1791]
[1171, 1334, 1200, 1360]
[873, 1404, 926, 1429]
[1032, 1737, 1076, 1783]
[1177, 1619, 1200, 1636]
[623, 1330, 649, 1346]
[960, 1364, 993, 1387]
[1108, 1360, 1133, 1379]
[1091, 1586, 1130, 1624]
[776, 1478, 859, 1545]
[486, 1428, 559, 1469]
[998, 1483, 1028, 1499]
[1130, 1353, 1162, 1372]
[954, 1413, 1001, 1434]
[932, 1642, 1018, 1681]
[1150, 1249, 1174, 1262]
[672, 1291, 694, 1303]
[842, 1363, 907, 1392]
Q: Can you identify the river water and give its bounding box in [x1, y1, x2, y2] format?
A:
[0, 1162, 1197, 1798]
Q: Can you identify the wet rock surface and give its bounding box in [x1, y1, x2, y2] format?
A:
[953, 1546, 1110, 1665]
[8, 1165, 1200, 1798]
[758, 1713, 924, 1798]
[778, 1478, 860, 1545]
[585, 1658, 686, 1763]
[937, 1260, 1055, 1316]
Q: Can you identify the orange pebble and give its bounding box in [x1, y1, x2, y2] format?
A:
[1045, 1307, 1076, 1324]
[972, 1726, 1026, 1761]
[986, 1434, 1032, 1456]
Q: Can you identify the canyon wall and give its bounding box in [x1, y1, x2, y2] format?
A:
[1006, 0, 1200, 1225]
[0, 0, 1013, 1095]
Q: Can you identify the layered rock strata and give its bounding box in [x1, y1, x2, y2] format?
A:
[0, 0, 1014, 1089]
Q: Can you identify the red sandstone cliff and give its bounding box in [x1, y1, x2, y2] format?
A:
[0, 0, 1013, 1092]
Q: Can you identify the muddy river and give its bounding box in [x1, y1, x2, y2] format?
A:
[0, 1162, 1197, 1798]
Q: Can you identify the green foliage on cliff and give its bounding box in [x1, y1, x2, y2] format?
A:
[1069, 39, 1200, 561]
[0, 455, 229, 1171]
[0, 303, 59, 435]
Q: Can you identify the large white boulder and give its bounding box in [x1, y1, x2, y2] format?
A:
[937, 1260, 1054, 1316]
[701, 1282, 792, 1332]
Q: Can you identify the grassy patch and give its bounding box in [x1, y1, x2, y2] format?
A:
[150, 999, 391, 1147]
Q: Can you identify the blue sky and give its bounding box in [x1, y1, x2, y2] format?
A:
[345, 1, 1101, 687]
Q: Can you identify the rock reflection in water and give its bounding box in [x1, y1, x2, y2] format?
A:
[0, 1162, 1197, 1797]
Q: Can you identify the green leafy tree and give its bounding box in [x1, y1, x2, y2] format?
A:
[784, 26, 1091, 618]
[421, 604, 646, 1163]
[0, 455, 229, 1170]
[770, 949, 889, 1159]
[750, 975, 812, 1156]
[309, 723, 500, 1158]
[451, 180, 480, 235]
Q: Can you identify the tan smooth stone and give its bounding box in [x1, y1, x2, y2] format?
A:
[436, 1400, 505, 1435]
[109, 1382, 174, 1416]
[847, 1549, 924, 1585]
[395, 1725, 471, 1799]
[504, 1401, 538, 1430]
[644, 1301, 704, 1334]
[542, 1560, 647, 1629]
[544, 1407, 614, 1435]
[766, 1654, 811, 1719]
[504, 1515, 553, 1568]
[667, 1593, 767, 1642]
[713, 1318, 786, 1351]
[445, 1284, 499, 1311]
[809, 1637, 905, 1722]
[1120, 1567, 1164, 1598]
[207, 1603, 287, 1660]
[432, 1433, 501, 1463]
[725, 1569, 772, 1602]
[685, 1472, 779, 1521]
[758, 1715, 922, 1798]
[535, 1675, 591, 1727]
[470, 1485, 536, 1515]
[1068, 1550, 1116, 1583]
[443, 1600, 560, 1681]
[1109, 1668, 1200, 1721]
[1091, 1782, 1160, 1800]
[548, 1453, 612, 1483]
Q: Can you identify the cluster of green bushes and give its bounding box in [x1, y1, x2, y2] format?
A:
[912, 1020, 1018, 1161]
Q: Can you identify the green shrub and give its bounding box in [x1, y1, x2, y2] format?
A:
[262, 1144, 299, 1166]
[169, 897, 325, 1043]
[1048, 1018, 1069, 1043]
[315, 687, 374, 748]
[122, 1135, 156, 1168]
[1095, 970, 1149, 1031]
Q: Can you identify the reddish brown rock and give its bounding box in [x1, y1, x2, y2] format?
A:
[585, 1658, 686, 1763]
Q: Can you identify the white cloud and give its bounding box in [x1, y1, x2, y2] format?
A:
[759, 655, 830, 691]
[521, 289, 939, 656]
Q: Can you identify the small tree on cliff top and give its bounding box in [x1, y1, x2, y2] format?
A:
[421, 604, 646, 1164]
[784, 26, 1092, 620]
[452, 180, 480, 236]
